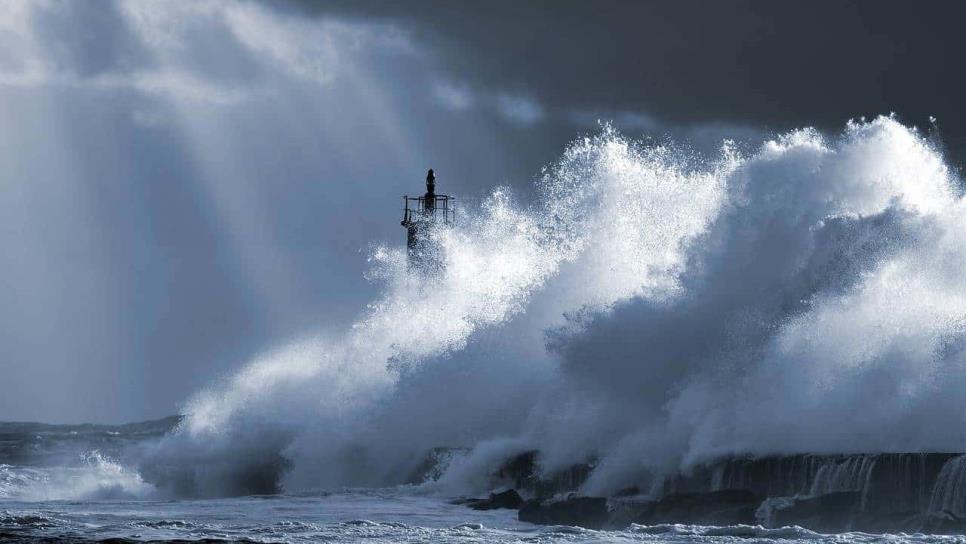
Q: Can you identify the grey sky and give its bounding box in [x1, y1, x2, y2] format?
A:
[0, 0, 963, 423]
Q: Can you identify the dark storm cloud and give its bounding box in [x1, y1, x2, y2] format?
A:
[287, 0, 966, 162]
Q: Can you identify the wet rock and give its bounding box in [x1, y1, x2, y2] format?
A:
[607, 497, 655, 528]
[921, 511, 966, 534]
[613, 485, 640, 497]
[518, 496, 609, 529]
[638, 489, 762, 526]
[493, 451, 595, 498]
[495, 451, 537, 489]
[464, 489, 524, 510]
[406, 447, 468, 484]
[769, 491, 859, 533]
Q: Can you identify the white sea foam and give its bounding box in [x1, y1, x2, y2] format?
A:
[0, 452, 152, 501]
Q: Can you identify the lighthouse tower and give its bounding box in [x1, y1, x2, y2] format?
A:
[401, 169, 455, 268]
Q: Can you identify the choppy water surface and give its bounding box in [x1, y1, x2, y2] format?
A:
[3, 490, 964, 543]
[1, 490, 524, 542]
[3, 422, 965, 542]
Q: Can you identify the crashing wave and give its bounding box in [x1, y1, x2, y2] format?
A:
[133, 116, 966, 502]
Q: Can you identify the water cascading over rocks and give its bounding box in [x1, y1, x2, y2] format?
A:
[673, 454, 955, 521]
[928, 455, 966, 519]
[476, 452, 966, 533]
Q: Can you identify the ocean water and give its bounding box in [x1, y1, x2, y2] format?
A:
[0, 424, 963, 543]
[5, 491, 966, 543]
[0, 489, 529, 543]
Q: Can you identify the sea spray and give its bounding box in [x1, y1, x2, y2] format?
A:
[141, 124, 732, 496]
[142, 116, 966, 501]
[550, 117, 966, 495]
[0, 451, 151, 501]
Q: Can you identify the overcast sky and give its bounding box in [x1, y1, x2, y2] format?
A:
[1, 0, 964, 423]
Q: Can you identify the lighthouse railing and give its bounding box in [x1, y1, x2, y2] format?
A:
[402, 194, 456, 225]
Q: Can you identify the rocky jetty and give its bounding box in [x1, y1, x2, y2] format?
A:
[422, 449, 966, 533]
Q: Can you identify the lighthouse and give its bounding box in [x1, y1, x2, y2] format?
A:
[401, 169, 455, 269]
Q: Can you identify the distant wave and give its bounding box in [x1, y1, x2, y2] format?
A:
[0, 452, 152, 501]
